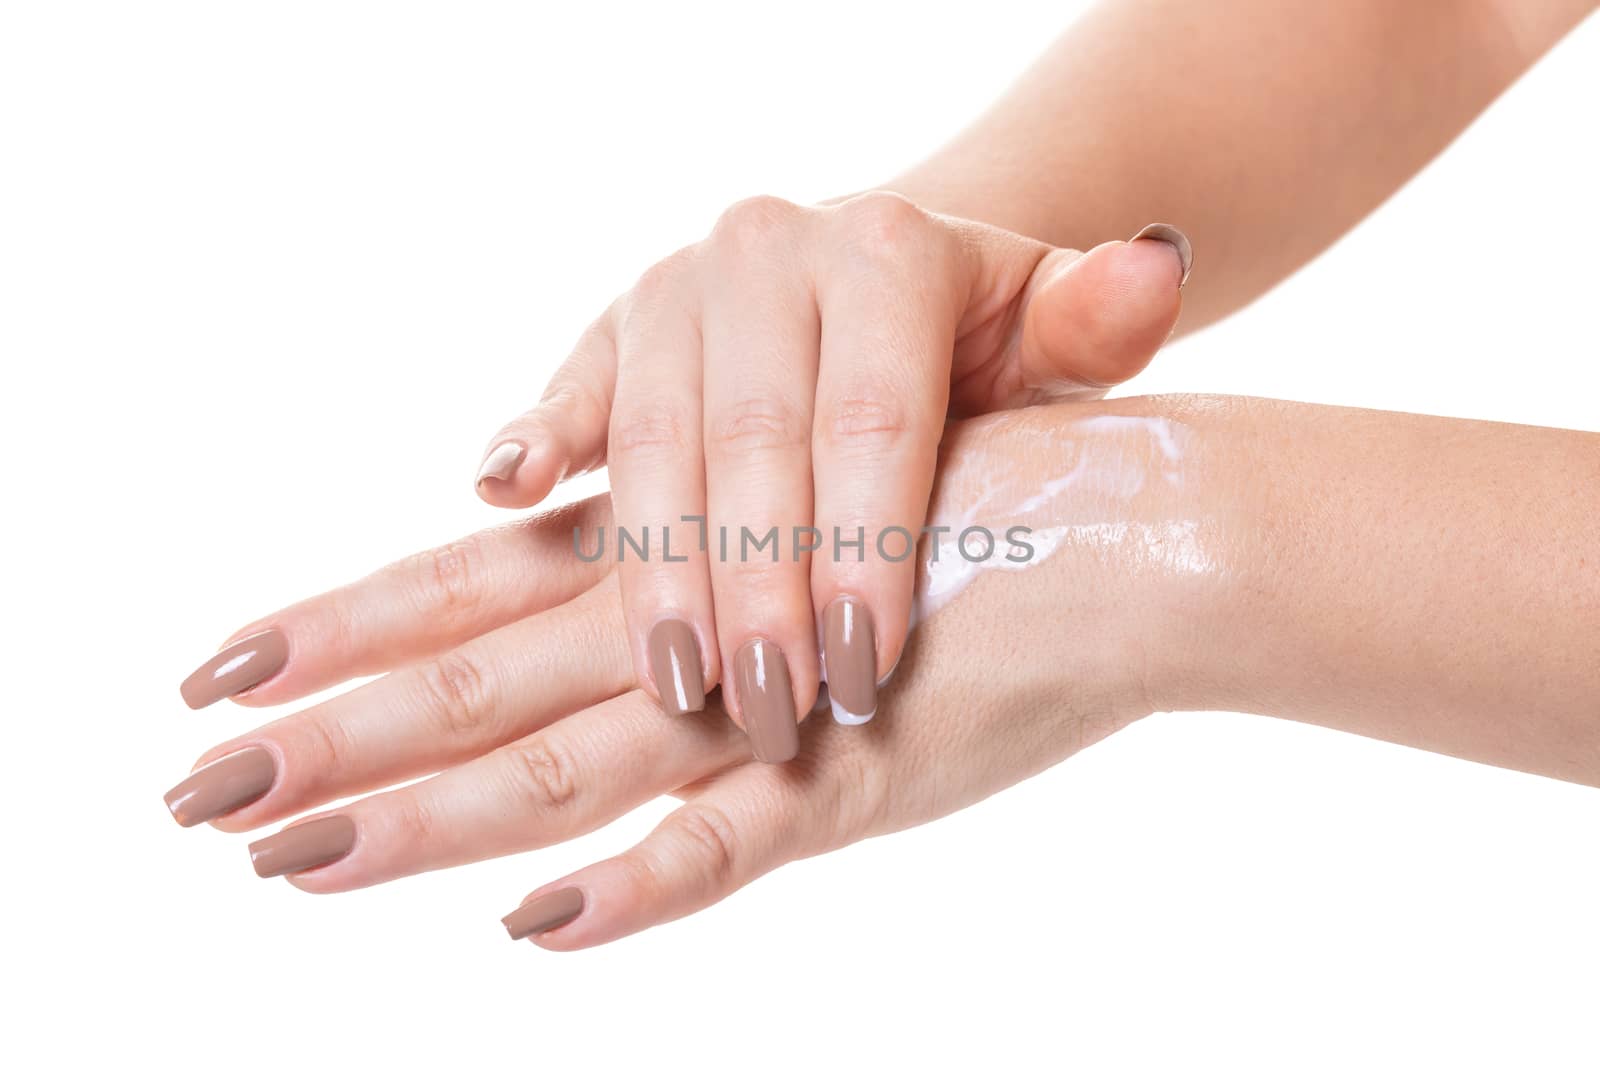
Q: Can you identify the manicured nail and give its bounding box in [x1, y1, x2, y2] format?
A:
[164, 746, 276, 828]
[648, 619, 705, 716]
[476, 441, 527, 486]
[1131, 223, 1193, 287]
[180, 629, 289, 709]
[733, 639, 799, 763]
[248, 815, 355, 878]
[823, 597, 877, 726]
[502, 887, 584, 940]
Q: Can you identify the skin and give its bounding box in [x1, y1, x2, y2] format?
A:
[476, 208, 1186, 733]
[888, 0, 1598, 331]
[185, 396, 1600, 948]
[471, 0, 1596, 739]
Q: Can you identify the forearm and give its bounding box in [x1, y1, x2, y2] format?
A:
[1156, 395, 1600, 784]
[887, 0, 1593, 331]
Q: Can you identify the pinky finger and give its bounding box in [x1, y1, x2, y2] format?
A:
[501, 763, 828, 949]
[475, 309, 618, 508]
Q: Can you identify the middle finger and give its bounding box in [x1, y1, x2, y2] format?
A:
[700, 197, 822, 763]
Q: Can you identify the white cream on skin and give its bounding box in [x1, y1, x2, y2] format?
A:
[822, 412, 1208, 723]
[911, 414, 1206, 628]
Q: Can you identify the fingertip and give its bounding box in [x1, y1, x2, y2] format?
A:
[828, 697, 875, 726]
[821, 595, 878, 726]
[474, 441, 527, 487]
[644, 618, 710, 717]
[179, 628, 290, 710]
[502, 884, 592, 948]
[1129, 222, 1193, 288]
[509, 856, 692, 952]
[474, 440, 563, 508]
[1022, 237, 1185, 390]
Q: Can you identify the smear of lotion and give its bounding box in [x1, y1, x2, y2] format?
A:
[911, 415, 1208, 626]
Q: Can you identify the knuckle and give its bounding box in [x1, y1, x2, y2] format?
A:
[711, 194, 802, 255]
[609, 400, 693, 458]
[816, 393, 915, 451]
[410, 535, 485, 623]
[303, 713, 356, 777]
[719, 550, 790, 587]
[390, 793, 437, 849]
[317, 595, 361, 665]
[629, 245, 697, 304]
[540, 375, 611, 448]
[834, 191, 929, 257]
[670, 803, 741, 885]
[503, 738, 581, 815]
[415, 650, 493, 739]
[709, 394, 807, 455]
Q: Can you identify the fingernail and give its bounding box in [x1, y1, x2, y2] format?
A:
[163, 746, 276, 827]
[248, 815, 355, 878]
[823, 597, 877, 726]
[1131, 223, 1193, 288]
[648, 619, 705, 716]
[180, 629, 289, 709]
[476, 441, 527, 486]
[733, 639, 799, 764]
[502, 887, 584, 940]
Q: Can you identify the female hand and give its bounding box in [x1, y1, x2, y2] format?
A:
[168, 398, 1208, 947]
[470, 192, 1190, 757]
[169, 394, 1598, 947]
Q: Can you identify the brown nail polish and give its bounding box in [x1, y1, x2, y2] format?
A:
[476, 441, 527, 486]
[648, 619, 705, 716]
[733, 639, 799, 764]
[180, 629, 289, 709]
[823, 597, 877, 726]
[1131, 223, 1193, 287]
[248, 815, 355, 878]
[502, 887, 584, 940]
[164, 746, 276, 827]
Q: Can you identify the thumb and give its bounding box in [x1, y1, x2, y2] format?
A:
[1013, 224, 1191, 403]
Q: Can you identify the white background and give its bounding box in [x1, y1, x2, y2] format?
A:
[3, 3, 1597, 1075]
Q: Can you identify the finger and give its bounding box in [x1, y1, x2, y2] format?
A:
[178, 497, 612, 710]
[606, 252, 719, 715]
[475, 306, 619, 508]
[165, 577, 633, 831]
[1015, 228, 1189, 399]
[811, 194, 960, 723]
[250, 691, 751, 890]
[700, 197, 823, 762]
[500, 757, 842, 949]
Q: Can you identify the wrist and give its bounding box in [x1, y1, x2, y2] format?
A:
[1130, 394, 1356, 722]
[1020, 393, 1270, 721]
[923, 396, 1245, 728]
